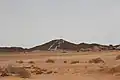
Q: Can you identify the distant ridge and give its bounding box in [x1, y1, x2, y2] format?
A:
[0, 39, 120, 52]
[0, 47, 25, 52]
[29, 39, 119, 52]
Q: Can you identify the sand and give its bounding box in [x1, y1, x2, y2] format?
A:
[0, 51, 120, 80]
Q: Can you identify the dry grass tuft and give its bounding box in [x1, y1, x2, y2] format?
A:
[45, 59, 55, 63]
[16, 60, 24, 64]
[31, 67, 48, 75]
[89, 57, 104, 63]
[32, 68, 43, 75]
[46, 71, 53, 74]
[64, 61, 67, 63]
[70, 61, 79, 64]
[0, 68, 9, 77]
[28, 61, 35, 64]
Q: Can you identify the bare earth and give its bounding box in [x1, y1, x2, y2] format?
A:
[0, 51, 120, 80]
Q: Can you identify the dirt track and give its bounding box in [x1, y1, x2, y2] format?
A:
[0, 51, 120, 80]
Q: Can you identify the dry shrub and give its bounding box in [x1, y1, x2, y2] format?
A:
[89, 57, 104, 63]
[28, 61, 35, 64]
[31, 68, 43, 75]
[6, 64, 31, 78]
[1, 71, 9, 77]
[0, 68, 9, 77]
[62, 51, 67, 53]
[23, 66, 31, 69]
[54, 71, 58, 73]
[31, 65, 41, 70]
[46, 71, 53, 74]
[64, 61, 67, 63]
[116, 55, 120, 60]
[46, 59, 55, 63]
[41, 69, 47, 72]
[16, 60, 24, 64]
[30, 65, 36, 69]
[70, 61, 79, 64]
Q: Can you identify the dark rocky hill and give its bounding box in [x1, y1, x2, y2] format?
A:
[0, 39, 118, 52]
[29, 39, 78, 51]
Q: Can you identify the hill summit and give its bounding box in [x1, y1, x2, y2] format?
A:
[29, 39, 78, 51]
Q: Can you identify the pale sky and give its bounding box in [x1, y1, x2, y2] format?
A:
[0, 0, 120, 48]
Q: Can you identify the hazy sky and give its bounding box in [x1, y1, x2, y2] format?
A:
[0, 0, 120, 48]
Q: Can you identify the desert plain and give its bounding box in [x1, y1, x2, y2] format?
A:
[0, 51, 120, 80]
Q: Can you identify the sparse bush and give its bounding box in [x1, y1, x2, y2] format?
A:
[54, 71, 58, 73]
[16, 60, 24, 64]
[89, 57, 104, 63]
[46, 59, 55, 63]
[31, 67, 47, 75]
[0, 68, 9, 77]
[116, 55, 120, 60]
[70, 61, 79, 64]
[30, 65, 36, 69]
[23, 66, 31, 69]
[35, 70, 43, 74]
[41, 68, 47, 72]
[62, 51, 67, 53]
[28, 61, 35, 64]
[31, 68, 43, 75]
[46, 71, 53, 74]
[1, 71, 9, 77]
[64, 61, 67, 63]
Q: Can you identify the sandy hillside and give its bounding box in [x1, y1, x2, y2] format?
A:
[0, 51, 120, 80]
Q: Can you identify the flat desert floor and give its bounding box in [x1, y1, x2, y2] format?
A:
[0, 51, 120, 80]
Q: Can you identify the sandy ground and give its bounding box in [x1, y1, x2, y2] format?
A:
[0, 51, 120, 80]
